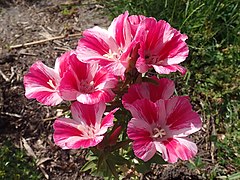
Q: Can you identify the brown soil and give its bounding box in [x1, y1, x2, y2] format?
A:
[0, 1, 214, 179]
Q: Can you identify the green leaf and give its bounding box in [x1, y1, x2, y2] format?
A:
[105, 159, 118, 179]
[97, 153, 105, 172]
[80, 160, 96, 172]
[135, 161, 152, 174]
[148, 153, 167, 165]
[109, 153, 130, 166]
[109, 140, 131, 152]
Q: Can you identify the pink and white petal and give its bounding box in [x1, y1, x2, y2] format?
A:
[154, 99, 167, 128]
[59, 68, 80, 101]
[148, 77, 175, 101]
[128, 99, 158, 125]
[24, 61, 62, 105]
[108, 11, 132, 47]
[54, 51, 72, 78]
[69, 56, 96, 82]
[122, 83, 150, 108]
[174, 138, 198, 161]
[127, 117, 155, 162]
[152, 65, 174, 74]
[163, 96, 202, 137]
[127, 118, 152, 138]
[128, 14, 146, 37]
[161, 31, 189, 65]
[94, 68, 117, 90]
[76, 89, 115, 105]
[76, 46, 107, 63]
[154, 142, 168, 162]
[98, 59, 128, 77]
[152, 64, 187, 75]
[132, 139, 156, 162]
[97, 108, 119, 135]
[136, 57, 150, 73]
[155, 33, 188, 64]
[123, 77, 174, 107]
[162, 138, 197, 163]
[63, 135, 104, 149]
[84, 26, 118, 52]
[53, 118, 84, 149]
[161, 138, 179, 163]
[24, 61, 60, 89]
[77, 27, 118, 62]
[71, 102, 98, 126]
[101, 108, 118, 128]
[170, 65, 187, 75]
[27, 90, 62, 106]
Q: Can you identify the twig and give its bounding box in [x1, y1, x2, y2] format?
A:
[10, 33, 82, 49]
[53, 46, 72, 51]
[0, 70, 10, 81]
[22, 138, 49, 179]
[42, 110, 69, 121]
[19, 52, 37, 56]
[210, 116, 216, 163]
[1, 112, 22, 118]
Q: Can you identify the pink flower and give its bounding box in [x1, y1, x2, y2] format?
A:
[23, 62, 61, 106]
[76, 11, 141, 77]
[23, 51, 72, 106]
[127, 97, 202, 163]
[136, 18, 189, 75]
[53, 101, 118, 149]
[59, 52, 117, 104]
[122, 76, 175, 109]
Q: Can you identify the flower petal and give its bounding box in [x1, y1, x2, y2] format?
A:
[97, 108, 119, 135]
[24, 61, 62, 106]
[53, 118, 104, 149]
[76, 89, 115, 105]
[71, 101, 105, 127]
[76, 26, 118, 62]
[161, 138, 198, 163]
[122, 77, 175, 108]
[54, 51, 72, 78]
[127, 118, 152, 140]
[108, 11, 131, 48]
[132, 139, 156, 162]
[127, 99, 158, 125]
[128, 14, 146, 37]
[94, 68, 117, 90]
[156, 96, 202, 137]
[152, 64, 187, 75]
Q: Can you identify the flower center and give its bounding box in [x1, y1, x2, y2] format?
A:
[103, 49, 120, 60]
[79, 80, 95, 94]
[77, 125, 96, 138]
[145, 54, 161, 65]
[47, 79, 56, 89]
[152, 127, 166, 139]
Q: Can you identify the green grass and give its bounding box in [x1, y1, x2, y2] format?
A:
[102, 0, 240, 177]
[0, 140, 41, 180]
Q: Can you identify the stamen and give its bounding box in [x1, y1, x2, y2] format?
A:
[103, 49, 118, 59]
[152, 127, 166, 138]
[79, 80, 95, 93]
[47, 79, 56, 89]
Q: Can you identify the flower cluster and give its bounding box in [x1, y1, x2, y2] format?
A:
[24, 11, 201, 168]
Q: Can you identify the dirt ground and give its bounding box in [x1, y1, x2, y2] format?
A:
[0, 0, 214, 179]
